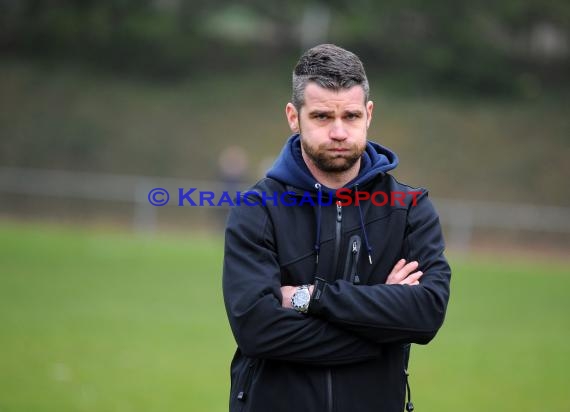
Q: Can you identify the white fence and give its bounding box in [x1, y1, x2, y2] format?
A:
[1, 167, 569, 251]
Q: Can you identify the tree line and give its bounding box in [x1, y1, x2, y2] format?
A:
[1, 0, 568, 94]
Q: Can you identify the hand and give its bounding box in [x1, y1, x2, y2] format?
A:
[385, 259, 423, 286]
[281, 285, 314, 308]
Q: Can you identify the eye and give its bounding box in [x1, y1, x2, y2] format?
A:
[345, 112, 361, 120]
[309, 112, 330, 121]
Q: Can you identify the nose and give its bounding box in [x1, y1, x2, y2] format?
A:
[329, 119, 348, 141]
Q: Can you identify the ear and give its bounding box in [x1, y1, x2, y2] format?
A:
[366, 100, 374, 129]
[285, 103, 300, 133]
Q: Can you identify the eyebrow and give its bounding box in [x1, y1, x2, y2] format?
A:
[308, 110, 335, 117]
[308, 109, 364, 117]
[344, 109, 364, 116]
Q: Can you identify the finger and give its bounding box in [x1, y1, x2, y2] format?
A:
[400, 271, 423, 285]
[399, 271, 422, 285]
[390, 259, 406, 275]
[395, 261, 418, 278]
[388, 261, 417, 284]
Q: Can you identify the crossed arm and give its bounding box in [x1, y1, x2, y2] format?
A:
[224, 193, 450, 363]
[281, 259, 424, 309]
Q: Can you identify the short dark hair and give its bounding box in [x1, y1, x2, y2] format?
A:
[292, 44, 370, 111]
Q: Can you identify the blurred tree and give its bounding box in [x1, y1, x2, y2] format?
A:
[0, 0, 568, 93]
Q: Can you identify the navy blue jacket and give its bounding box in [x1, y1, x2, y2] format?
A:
[223, 134, 451, 412]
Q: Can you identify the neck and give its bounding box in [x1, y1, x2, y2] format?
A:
[302, 154, 361, 190]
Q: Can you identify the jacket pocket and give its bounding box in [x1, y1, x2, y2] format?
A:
[236, 358, 258, 407]
[343, 235, 362, 284]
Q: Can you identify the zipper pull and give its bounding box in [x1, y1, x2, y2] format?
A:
[336, 201, 342, 222]
[351, 240, 361, 284]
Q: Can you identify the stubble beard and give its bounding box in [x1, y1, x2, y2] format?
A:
[301, 138, 365, 173]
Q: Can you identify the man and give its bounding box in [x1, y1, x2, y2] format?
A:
[223, 44, 451, 412]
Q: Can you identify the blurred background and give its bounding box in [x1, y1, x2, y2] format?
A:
[0, 1, 569, 411]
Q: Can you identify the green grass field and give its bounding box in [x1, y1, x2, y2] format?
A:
[0, 222, 568, 412]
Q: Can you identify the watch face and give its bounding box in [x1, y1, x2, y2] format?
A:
[293, 288, 310, 308]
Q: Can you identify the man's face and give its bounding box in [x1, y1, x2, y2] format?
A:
[286, 83, 373, 174]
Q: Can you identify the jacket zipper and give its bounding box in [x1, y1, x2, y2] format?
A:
[326, 202, 342, 412]
[330, 201, 343, 277]
[326, 369, 333, 412]
[343, 235, 362, 284]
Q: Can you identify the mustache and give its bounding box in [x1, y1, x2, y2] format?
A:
[320, 143, 358, 150]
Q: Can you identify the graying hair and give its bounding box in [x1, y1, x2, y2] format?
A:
[292, 44, 370, 112]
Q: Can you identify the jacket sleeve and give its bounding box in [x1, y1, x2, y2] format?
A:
[307, 191, 451, 345]
[223, 202, 383, 365]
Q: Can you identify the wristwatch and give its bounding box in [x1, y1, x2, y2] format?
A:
[291, 285, 311, 313]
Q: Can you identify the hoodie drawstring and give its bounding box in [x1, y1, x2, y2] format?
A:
[314, 183, 322, 265]
[354, 184, 373, 265]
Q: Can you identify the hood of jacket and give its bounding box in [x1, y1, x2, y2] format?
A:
[266, 134, 398, 194]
